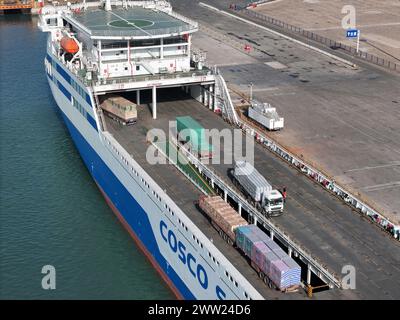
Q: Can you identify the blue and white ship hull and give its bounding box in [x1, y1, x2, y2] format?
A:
[44, 47, 262, 300]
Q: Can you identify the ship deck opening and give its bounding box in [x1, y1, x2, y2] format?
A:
[98, 88, 344, 299]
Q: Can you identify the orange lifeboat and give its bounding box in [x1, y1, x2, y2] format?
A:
[60, 37, 79, 54]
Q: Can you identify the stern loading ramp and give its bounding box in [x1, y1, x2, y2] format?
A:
[102, 88, 400, 299]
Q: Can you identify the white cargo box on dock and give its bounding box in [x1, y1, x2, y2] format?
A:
[248, 101, 284, 130]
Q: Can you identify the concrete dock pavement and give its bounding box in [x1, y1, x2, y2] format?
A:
[171, 0, 400, 228]
[251, 0, 400, 64]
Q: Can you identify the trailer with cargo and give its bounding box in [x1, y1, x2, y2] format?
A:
[231, 160, 284, 216]
[198, 195, 301, 292]
[247, 101, 284, 131]
[100, 95, 137, 125]
[199, 195, 248, 245]
[235, 225, 301, 291]
[176, 116, 213, 159]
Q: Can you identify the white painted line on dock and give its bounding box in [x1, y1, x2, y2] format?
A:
[362, 181, 400, 192]
[198, 2, 357, 68]
[345, 162, 400, 173]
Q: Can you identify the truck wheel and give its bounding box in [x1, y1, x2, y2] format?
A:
[268, 279, 273, 289]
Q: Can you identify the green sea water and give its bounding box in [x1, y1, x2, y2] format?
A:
[0, 14, 173, 300]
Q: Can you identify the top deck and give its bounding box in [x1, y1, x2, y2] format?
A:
[69, 6, 197, 38]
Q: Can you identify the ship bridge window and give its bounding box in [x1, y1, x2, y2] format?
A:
[102, 41, 127, 49]
[163, 36, 186, 45]
[130, 39, 160, 47]
[46, 18, 58, 27]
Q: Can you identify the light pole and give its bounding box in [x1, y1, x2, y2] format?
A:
[249, 82, 253, 103]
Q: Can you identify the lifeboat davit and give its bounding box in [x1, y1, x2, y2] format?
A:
[60, 37, 79, 54]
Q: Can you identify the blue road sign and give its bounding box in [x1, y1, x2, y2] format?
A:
[346, 29, 359, 38]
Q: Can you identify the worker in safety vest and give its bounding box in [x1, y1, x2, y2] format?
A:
[282, 187, 287, 202]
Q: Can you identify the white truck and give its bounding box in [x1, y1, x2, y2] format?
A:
[248, 101, 284, 131]
[232, 160, 284, 216]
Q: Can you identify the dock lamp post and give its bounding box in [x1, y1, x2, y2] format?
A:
[249, 82, 253, 103]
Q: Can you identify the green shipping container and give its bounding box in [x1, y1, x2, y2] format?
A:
[176, 116, 213, 153]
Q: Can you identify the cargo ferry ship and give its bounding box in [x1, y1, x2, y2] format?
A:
[38, 0, 302, 300]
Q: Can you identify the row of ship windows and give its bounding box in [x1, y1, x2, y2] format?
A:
[107, 139, 249, 299]
[71, 79, 87, 101]
[49, 55, 88, 104]
[51, 59, 57, 72]
[52, 57, 91, 107]
[72, 97, 87, 118]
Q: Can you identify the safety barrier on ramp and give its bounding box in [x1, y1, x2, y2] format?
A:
[170, 132, 342, 289]
[214, 73, 240, 125]
[237, 117, 400, 241]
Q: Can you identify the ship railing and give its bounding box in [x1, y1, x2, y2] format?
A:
[79, 25, 197, 38]
[92, 93, 107, 132]
[214, 71, 239, 125]
[87, 67, 214, 87]
[167, 10, 199, 29]
[170, 134, 343, 289]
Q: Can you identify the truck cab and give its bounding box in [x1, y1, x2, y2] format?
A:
[262, 190, 284, 216]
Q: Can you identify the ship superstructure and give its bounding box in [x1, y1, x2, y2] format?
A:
[40, 0, 218, 120]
